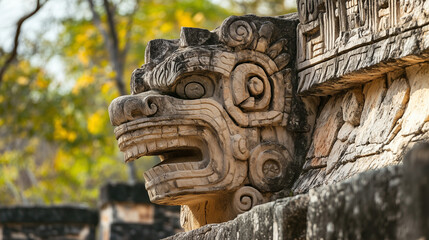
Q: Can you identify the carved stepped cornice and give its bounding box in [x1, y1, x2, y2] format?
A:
[297, 0, 429, 95]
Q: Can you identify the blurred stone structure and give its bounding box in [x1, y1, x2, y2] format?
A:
[0, 183, 181, 240]
[0, 206, 98, 240]
[103, 0, 429, 238]
[99, 182, 181, 240]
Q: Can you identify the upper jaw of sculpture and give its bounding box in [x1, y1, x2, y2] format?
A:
[109, 89, 248, 204]
[109, 15, 297, 208]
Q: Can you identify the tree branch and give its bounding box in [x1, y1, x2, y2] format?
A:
[88, 0, 126, 95]
[0, 0, 47, 84]
[87, 0, 110, 45]
[121, 0, 139, 60]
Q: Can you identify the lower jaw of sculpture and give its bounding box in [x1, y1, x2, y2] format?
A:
[115, 119, 228, 204]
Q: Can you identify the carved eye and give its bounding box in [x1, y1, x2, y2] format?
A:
[175, 75, 214, 99]
[184, 82, 205, 99]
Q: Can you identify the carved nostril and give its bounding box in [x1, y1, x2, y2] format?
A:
[124, 98, 144, 121]
[108, 94, 160, 126]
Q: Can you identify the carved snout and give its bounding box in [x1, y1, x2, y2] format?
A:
[108, 92, 159, 126]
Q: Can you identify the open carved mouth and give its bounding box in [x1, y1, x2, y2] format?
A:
[114, 118, 211, 185]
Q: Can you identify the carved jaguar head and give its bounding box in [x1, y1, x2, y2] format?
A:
[109, 15, 298, 217]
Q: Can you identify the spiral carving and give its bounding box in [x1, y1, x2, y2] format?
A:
[249, 143, 293, 192]
[221, 17, 256, 48]
[232, 186, 264, 214]
[123, 96, 158, 121]
[231, 134, 250, 160]
[230, 63, 271, 111]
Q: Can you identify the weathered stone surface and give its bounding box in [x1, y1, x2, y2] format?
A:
[310, 96, 343, 158]
[354, 79, 387, 145]
[337, 122, 354, 142]
[294, 60, 429, 194]
[401, 63, 429, 136]
[307, 166, 402, 240]
[169, 149, 429, 239]
[367, 77, 409, 144]
[341, 88, 364, 126]
[326, 140, 347, 174]
[165, 194, 309, 240]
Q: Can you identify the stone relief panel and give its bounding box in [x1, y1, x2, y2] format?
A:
[108, 15, 302, 230]
[297, 0, 429, 95]
[298, 0, 402, 66]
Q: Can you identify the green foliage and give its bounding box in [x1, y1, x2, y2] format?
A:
[0, 0, 231, 206]
[0, 0, 295, 206]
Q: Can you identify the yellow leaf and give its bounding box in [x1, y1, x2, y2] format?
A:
[72, 74, 95, 94]
[17, 77, 29, 85]
[193, 12, 205, 24]
[160, 22, 173, 33]
[87, 110, 105, 135]
[54, 118, 77, 142]
[77, 50, 90, 66]
[175, 10, 196, 28]
[35, 78, 49, 89]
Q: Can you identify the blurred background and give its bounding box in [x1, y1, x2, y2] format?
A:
[0, 0, 296, 207]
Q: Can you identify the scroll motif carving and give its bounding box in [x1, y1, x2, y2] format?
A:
[232, 186, 264, 215]
[249, 143, 294, 192]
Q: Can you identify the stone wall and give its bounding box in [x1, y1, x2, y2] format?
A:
[167, 143, 429, 239]
[294, 62, 429, 193]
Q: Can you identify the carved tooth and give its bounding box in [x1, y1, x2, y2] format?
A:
[179, 138, 188, 146]
[137, 144, 147, 156]
[156, 139, 168, 150]
[167, 138, 179, 148]
[176, 163, 186, 171]
[153, 166, 164, 176]
[143, 171, 151, 182]
[183, 162, 193, 171]
[167, 164, 178, 172]
[145, 169, 154, 180]
[150, 189, 156, 198]
[131, 146, 138, 157]
[190, 162, 200, 170]
[146, 141, 157, 154]
[124, 151, 131, 162]
[161, 165, 170, 173]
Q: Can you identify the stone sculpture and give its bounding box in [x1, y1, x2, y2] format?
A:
[108, 0, 429, 234]
[108, 15, 302, 230]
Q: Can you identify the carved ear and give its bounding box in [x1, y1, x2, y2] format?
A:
[145, 39, 179, 65]
[179, 27, 217, 47]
